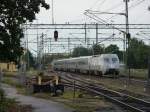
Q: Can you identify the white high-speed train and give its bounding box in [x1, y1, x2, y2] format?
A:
[52, 54, 120, 76]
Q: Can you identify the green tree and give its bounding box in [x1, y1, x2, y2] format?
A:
[127, 38, 150, 68]
[105, 44, 119, 53]
[43, 53, 71, 65]
[0, 0, 49, 63]
[21, 50, 36, 69]
[105, 44, 123, 61]
[72, 46, 90, 57]
[92, 44, 104, 55]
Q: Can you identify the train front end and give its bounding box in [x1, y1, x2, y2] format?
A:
[102, 54, 120, 75]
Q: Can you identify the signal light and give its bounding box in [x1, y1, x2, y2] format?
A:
[54, 30, 58, 41]
[126, 33, 131, 39]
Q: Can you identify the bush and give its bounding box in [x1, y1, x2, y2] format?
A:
[0, 89, 5, 101]
[0, 89, 16, 112]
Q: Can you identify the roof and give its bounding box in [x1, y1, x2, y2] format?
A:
[55, 54, 118, 62]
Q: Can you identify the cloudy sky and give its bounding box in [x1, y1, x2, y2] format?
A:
[26, 0, 150, 55]
[35, 0, 150, 24]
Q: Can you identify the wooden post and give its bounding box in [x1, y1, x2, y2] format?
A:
[0, 68, 3, 87]
[146, 58, 150, 93]
[73, 81, 76, 101]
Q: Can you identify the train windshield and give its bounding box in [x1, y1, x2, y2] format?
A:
[112, 58, 118, 63]
[104, 58, 109, 63]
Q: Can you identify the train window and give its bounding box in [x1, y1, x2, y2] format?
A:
[104, 58, 109, 63]
[112, 58, 118, 63]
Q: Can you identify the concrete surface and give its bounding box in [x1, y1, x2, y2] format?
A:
[2, 84, 73, 112]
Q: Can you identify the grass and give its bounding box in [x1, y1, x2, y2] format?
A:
[3, 72, 17, 77]
[90, 77, 150, 98]
[0, 88, 32, 112]
[61, 90, 82, 99]
[60, 90, 115, 112]
[1, 77, 33, 112]
[26, 70, 38, 77]
[120, 69, 148, 79]
[2, 77, 22, 88]
[31, 89, 117, 112]
[3, 70, 38, 78]
[2, 77, 28, 95]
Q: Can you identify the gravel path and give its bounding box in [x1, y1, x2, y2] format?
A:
[2, 84, 73, 112]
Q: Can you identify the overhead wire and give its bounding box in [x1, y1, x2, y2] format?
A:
[128, 0, 146, 11]
[106, 0, 146, 21]
[69, 0, 108, 24]
[105, 2, 124, 12]
[89, 0, 103, 10]
[97, 0, 107, 11]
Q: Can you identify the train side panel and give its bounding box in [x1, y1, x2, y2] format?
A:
[52, 54, 120, 76]
[76, 57, 90, 73]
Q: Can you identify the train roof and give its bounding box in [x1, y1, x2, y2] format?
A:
[54, 54, 118, 62]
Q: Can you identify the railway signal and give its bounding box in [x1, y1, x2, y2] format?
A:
[126, 33, 131, 39]
[54, 30, 58, 41]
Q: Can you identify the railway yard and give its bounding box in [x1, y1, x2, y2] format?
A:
[0, 0, 150, 112]
[55, 71, 150, 111]
[1, 69, 150, 112]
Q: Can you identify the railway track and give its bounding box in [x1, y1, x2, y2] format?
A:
[57, 70, 147, 84]
[56, 71, 150, 112]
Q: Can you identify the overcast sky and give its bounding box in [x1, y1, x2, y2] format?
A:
[35, 0, 150, 24]
[27, 0, 150, 55]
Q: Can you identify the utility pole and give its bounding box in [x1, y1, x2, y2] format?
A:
[84, 23, 87, 44]
[96, 23, 98, 44]
[124, 0, 131, 84]
[147, 6, 150, 93]
[49, 38, 52, 52]
[123, 33, 126, 65]
[68, 37, 70, 55]
[52, 0, 54, 24]
[41, 33, 44, 70]
[124, 0, 130, 34]
[26, 30, 30, 70]
[36, 19, 39, 69]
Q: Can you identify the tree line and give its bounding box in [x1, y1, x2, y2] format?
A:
[72, 44, 123, 60]
[39, 38, 150, 69]
[71, 38, 150, 69]
[24, 38, 150, 70]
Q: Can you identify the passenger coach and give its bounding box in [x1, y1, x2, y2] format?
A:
[52, 54, 120, 76]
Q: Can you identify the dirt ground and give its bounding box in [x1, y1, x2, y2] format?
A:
[2, 84, 73, 112]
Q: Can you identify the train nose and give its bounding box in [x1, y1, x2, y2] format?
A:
[108, 68, 116, 73]
[109, 64, 116, 69]
[106, 64, 119, 75]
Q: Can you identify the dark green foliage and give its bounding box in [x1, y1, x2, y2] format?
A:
[0, 89, 18, 112]
[54, 38, 149, 69]
[92, 44, 104, 55]
[0, 0, 49, 63]
[127, 38, 150, 69]
[28, 51, 36, 68]
[105, 44, 119, 53]
[72, 46, 90, 57]
[72, 45, 105, 57]
[43, 53, 71, 65]
[0, 89, 5, 101]
[105, 44, 123, 61]
[21, 50, 36, 69]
